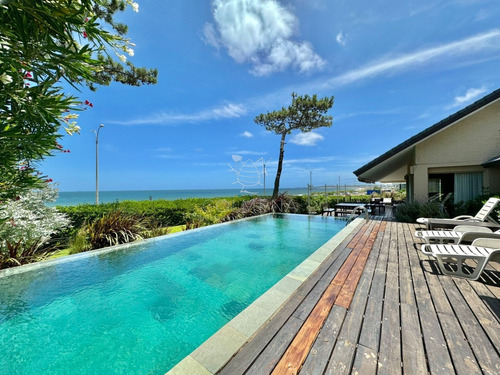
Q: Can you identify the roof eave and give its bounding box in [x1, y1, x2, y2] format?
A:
[354, 88, 500, 178]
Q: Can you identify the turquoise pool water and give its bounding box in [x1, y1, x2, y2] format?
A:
[0, 214, 344, 374]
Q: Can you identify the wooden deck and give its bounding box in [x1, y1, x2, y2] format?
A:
[217, 219, 500, 375]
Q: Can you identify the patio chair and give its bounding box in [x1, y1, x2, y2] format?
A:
[416, 197, 500, 229]
[420, 238, 500, 280]
[415, 224, 499, 244]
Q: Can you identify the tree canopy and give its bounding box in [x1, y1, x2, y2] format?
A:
[255, 93, 334, 198]
[0, 0, 158, 200]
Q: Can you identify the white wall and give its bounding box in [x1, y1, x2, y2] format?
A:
[409, 98, 500, 202]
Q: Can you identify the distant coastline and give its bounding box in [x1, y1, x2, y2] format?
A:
[52, 188, 310, 206]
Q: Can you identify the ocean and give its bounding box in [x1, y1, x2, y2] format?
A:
[52, 188, 309, 206]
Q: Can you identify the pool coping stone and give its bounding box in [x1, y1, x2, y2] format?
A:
[165, 216, 364, 375]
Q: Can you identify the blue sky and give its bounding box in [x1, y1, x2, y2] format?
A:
[40, 0, 500, 192]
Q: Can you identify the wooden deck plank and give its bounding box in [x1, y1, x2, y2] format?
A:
[297, 305, 347, 375]
[466, 280, 500, 328]
[350, 344, 379, 375]
[346, 223, 371, 249]
[357, 221, 393, 351]
[270, 283, 343, 375]
[334, 223, 381, 309]
[218, 220, 500, 375]
[331, 223, 374, 285]
[245, 317, 304, 375]
[271, 223, 376, 375]
[408, 224, 457, 375]
[377, 222, 402, 375]
[410, 222, 488, 375]
[438, 275, 500, 374]
[415, 264, 481, 374]
[453, 278, 500, 350]
[323, 220, 386, 375]
[399, 223, 427, 375]
[291, 280, 329, 322]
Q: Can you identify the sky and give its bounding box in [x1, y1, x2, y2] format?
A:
[40, 0, 500, 192]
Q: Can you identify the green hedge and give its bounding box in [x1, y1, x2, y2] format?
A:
[57, 196, 252, 229]
[57, 193, 383, 238]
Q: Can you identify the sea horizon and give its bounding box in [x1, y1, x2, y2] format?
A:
[52, 187, 310, 206]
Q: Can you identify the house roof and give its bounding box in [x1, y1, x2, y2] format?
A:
[354, 88, 500, 183]
[483, 154, 500, 168]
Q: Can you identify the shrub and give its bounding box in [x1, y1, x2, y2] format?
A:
[0, 185, 71, 268]
[450, 194, 500, 221]
[57, 196, 252, 230]
[87, 210, 148, 249]
[222, 197, 271, 221]
[68, 227, 92, 254]
[185, 200, 234, 228]
[394, 201, 442, 223]
[271, 193, 300, 213]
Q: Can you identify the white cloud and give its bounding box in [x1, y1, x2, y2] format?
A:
[202, 23, 220, 50]
[326, 29, 500, 87]
[157, 154, 184, 159]
[289, 132, 324, 146]
[240, 131, 254, 138]
[204, 0, 325, 76]
[266, 156, 338, 166]
[156, 147, 172, 152]
[110, 102, 247, 125]
[336, 31, 346, 46]
[113, 30, 500, 128]
[449, 87, 488, 108]
[226, 150, 267, 155]
[154, 147, 185, 159]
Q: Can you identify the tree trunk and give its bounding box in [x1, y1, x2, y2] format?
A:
[272, 132, 287, 199]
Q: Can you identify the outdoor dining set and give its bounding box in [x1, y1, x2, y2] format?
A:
[322, 197, 394, 217]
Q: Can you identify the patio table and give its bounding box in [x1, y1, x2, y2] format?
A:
[334, 203, 367, 217]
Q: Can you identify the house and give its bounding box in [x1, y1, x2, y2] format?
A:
[354, 88, 500, 203]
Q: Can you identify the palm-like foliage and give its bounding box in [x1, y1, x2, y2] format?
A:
[222, 194, 299, 221]
[87, 210, 147, 249]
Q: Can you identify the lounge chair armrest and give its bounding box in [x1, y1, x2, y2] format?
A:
[453, 225, 492, 233]
[414, 230, 424, 238]
[459, 232, 500, 244]
[451, 215, 475, 220]
[471, 238, 500, 248]
[420, 244, 435, 256]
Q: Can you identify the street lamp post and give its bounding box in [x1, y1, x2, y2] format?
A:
[262, 158, 271, 196]
[91, 124, 104, 205]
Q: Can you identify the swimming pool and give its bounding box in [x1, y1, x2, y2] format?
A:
[0, 214, 345, 374]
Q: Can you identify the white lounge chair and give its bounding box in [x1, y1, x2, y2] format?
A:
[421, 238, 500, 280]
[415, 225, 498, 244]
[416, 197, 500, 229]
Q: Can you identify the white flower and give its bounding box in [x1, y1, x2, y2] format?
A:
[127, 1, 139, 12]
[65, 124, 81, 135]
[0, 73, 12, 84]
[126, 47, 134, 56]
[116, 53, 127, 63]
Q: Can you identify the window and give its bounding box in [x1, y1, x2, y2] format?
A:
[454, 172, 483, 203]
